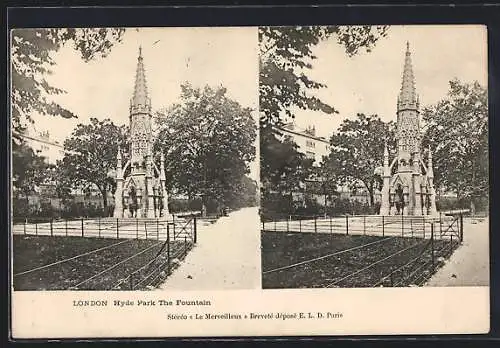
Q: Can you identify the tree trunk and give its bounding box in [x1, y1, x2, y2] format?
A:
[470, 199, 476, 215]
[99, 187, 108, 211]
[369, 187, 374, 207]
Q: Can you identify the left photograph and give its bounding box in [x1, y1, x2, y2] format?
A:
[10, 27, 261, 291]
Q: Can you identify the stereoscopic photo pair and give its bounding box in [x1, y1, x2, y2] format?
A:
[11, 25, 488, 293]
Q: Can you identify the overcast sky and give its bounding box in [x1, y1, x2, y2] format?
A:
[288, 25, 488, 138]
[29, 27, 259, 180]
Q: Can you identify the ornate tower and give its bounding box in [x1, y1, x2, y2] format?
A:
[397, 41, 421, 166]
[379, 42, 437, 216]
[113, 47, 169, 218]
[130, 46, 153, 167]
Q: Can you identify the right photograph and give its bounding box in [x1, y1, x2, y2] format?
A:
[259, 25, 489, 289]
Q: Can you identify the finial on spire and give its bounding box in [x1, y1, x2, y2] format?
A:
[398, 40, 418, 108]
[131, 44, 149, 108]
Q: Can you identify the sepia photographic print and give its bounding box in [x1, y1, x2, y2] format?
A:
[11, 27, 261, 292]
[9, 22, 490, 339]
[260, 25, 489, 289]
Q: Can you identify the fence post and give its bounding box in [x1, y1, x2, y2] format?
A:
[116, 218, 119, 239]
[184, 235, 187, 257]
[363, 215, 366, 235]
[410, 218, 413, 238]
[401, 214, 404, 237]
[145, 221, 148, 240]
[167, 224, 171, 275]
[450, 235, 453, 255]
[274, 218, 277, 232]
[439, 212, 443, 237]
[157, 219, 159, 240]
[345, 215, 349, 235]
[423, 219, 426, 239]
[136, 219, 139, 239]
[23, 219, 26, 235]
[35, 222, 38, 236]
[299, 218, 302, 233]
[262, 220, 265, 231]
[431, 222, 435, 269]
[459, 213, 464, 243]
[382, 215, 385, 237]
[330, 216, 332, 234]
[286, 217, 289, 233]
[193, 217, 197, 244]
[173, 221, 176, 241]
[50, 218, 53, 236]
[98, 217, 101, 238]
[314, 216, 317, 233]
[81, 218, 84, 237]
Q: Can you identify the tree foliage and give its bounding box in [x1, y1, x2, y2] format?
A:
[155, 83, 257, 211]
[11, 28, 125, 134]
[59, 118, 129, 208]
[322, 113, 396, 206]
[421, 79, 488, 212]
[260, 131, 315, 197]
[259, 26, 389, 216]
[259, 25, 389, 127]
[11, 139, 52, 199]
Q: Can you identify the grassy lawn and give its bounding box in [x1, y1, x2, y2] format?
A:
[261, 232, 460, 288]
[12, 235, 193, 291]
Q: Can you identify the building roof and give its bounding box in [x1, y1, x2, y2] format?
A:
[276, 125, 330, 145]
[131, 46, 151, 108]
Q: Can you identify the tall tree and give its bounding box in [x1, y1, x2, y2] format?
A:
[58, 118, 129, 209]
[11, 28, 125, 135]
[421, 79, 488, 213]
[155, 83, 257, 213]
[12, 139, 52, 201]
[259, 26, 389, 128]
[259, 26, 389, 212]
[225, 175, 259, 209]
[323, 113, 396, 206]
[260, 130, 315, 214]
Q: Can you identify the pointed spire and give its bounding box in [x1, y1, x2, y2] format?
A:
[383, 141, 389, 163]
[116, 147, 123, 179]
[398, 41, 418, 108]
[160, 152, 166, 181]
[383, 141, 390, 177]
[131, 45, 150, 108]
[427, 145, 434, 178]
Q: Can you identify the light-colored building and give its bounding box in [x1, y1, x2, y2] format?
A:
[276, 122, 331, 165]
[277, 122, 371, 202]
[21, 129, 65, 165]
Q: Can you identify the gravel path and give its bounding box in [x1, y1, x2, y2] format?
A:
[425, 217, 489, 287]
[159, 207, 261, 290]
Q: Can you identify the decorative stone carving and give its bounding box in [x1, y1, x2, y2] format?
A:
[379, 42, 437, 216]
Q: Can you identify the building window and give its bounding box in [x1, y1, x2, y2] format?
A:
[306, 140, 315, 148]
[306, 151, 315, 160]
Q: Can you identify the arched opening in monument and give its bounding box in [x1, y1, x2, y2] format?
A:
[395, 183, 404, 215]
[128, 186, 138, 218]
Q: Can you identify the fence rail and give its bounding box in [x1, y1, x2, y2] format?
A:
[13, 216, 198, 290]
[12, 215, 199, 242]
[261, 212, 465, 242]
[261, 212, 466, 288]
